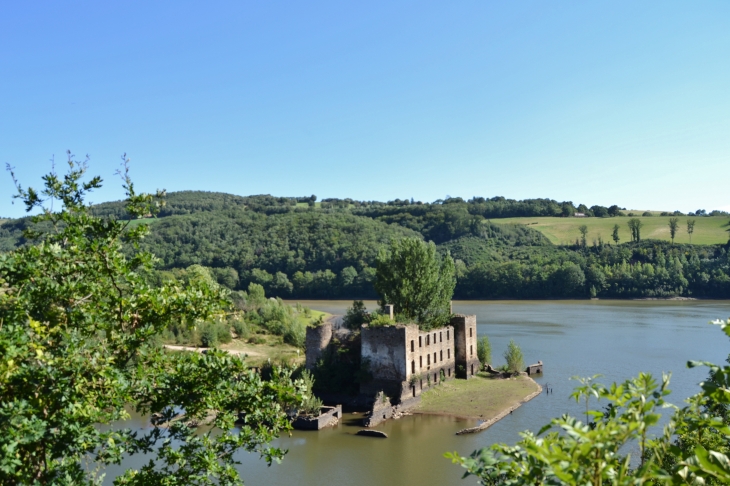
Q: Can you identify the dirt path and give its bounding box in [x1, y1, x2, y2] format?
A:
[163, 344, 264, 357]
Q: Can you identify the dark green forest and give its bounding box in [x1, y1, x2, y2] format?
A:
[1, 191, 728, 299]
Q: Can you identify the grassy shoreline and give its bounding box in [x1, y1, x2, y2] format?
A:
[414, 372, 541, 421]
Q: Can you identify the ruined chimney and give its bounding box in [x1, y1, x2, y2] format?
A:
[384, 304, 394, 320]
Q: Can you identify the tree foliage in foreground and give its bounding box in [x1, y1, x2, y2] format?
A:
[374, 237, 456, 330]
[0, 156, 306, 485]
[448, 318, 730, 485]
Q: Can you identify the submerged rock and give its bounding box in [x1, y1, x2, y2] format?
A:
[356, 429, 388, 438]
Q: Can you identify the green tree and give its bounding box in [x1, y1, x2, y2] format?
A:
[578, 224, 588, 247]
[668, 217, 679, 244]
[612, 223, 620, 244]
[687, 218, 696, 244]
[503, 339, 524, 373]
[477, 335, 492, 368]
[374, 237, 456, 330]
[343, 300, 369, 330]
[628, 218, 643, 242]
[0, 156, 305, 485]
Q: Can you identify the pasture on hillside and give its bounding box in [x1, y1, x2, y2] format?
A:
[492, 216, 729, 245]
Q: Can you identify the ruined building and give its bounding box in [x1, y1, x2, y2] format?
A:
[306, 311, 480, 406]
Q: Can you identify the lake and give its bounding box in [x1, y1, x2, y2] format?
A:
[105, 300, 730, 485]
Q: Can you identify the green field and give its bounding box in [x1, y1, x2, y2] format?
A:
[492, 216, 729, 245]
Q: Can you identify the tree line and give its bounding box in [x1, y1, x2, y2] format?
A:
[2, 190, 729, 300]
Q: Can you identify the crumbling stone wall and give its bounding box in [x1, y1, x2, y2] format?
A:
[305, 321, 332, 370]
[360, 324, 408, 398]
[361, 323, 458, 401]
[452, 314, 480, 379]
[405, 324, 456, 398]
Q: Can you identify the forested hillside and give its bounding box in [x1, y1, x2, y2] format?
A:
[1, 190, 728, 299]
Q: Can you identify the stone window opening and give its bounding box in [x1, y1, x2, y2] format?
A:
[411, 340, 414, 352]
[447, 330, 450, 340]
[439, 332, 442, 343]
[470, 345, 473, 356]
[440, 350, 443, 361]
[447, 349, 450, 359]
[427, 355, 430, 365]
[448, 368, 451, 377]
[471, 364, 474, 376]
[433, 333, 436, 343]
[412, 361, 415, 374]
[434, 373, 437, 383]
[426, 335, 430, 346]
[419, 336, 422, 347]
[434, 352, 436, 363]
[469, 328, 473, 337]
[413, 386, 416, 398]
[419, 356, 422, 368]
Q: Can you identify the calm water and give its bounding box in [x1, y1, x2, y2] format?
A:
[106, 300, 730, 486]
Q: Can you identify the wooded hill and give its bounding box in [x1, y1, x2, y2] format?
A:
[1, 191, 728, 299]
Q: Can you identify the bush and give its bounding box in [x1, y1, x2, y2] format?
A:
[504, 339, 524, 373]
[368, 313, 394, 327]
[477, 336, 491, 367]
[216, 322, 232, 344]
[298, 370, 323, 416]
[250, 335, 267, 345]
[343, 300, 369, 330]
[200, 324, 219, 348]
[232, 318, 250, 339]
[642, 211, 653, 217]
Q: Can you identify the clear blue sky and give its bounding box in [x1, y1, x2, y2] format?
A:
[1, 1, 729, 218]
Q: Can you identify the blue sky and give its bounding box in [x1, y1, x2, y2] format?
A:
[1, 1, 729, 218]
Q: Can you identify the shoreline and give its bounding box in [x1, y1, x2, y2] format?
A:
[412, 374, 542, 434]
[454, 377, 542, 435]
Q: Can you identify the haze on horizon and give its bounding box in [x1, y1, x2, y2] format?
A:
[1, 1, 729, 218]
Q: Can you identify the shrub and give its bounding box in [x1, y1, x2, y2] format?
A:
[343, 300, 369, 330]
[216, 322, 232, 344]
[232, 318, 250, 339]
[368, 312, 394, 327]
[200, 324, 219, 348]
[477, 336, 492, 367]
[250, 335, 267, 345]
[298, 370, 323, 416]
[283, 320, 306, 348]
[504, 339, 524, 373]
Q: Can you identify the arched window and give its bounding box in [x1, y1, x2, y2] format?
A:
[469, 328, 473, 337]
[411, 340, 414, 352]
[439, 332, 442, 343]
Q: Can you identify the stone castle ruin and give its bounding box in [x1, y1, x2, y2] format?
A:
[305, 309, 480, 424]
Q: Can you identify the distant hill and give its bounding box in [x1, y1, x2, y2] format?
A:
[2, 190, 728, 299]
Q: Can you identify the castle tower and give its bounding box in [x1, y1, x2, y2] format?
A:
[305, 321, 333, 370]
[451, 314, 480, 379]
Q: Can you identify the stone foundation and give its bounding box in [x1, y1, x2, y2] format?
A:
[292, 405, 342, 430]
